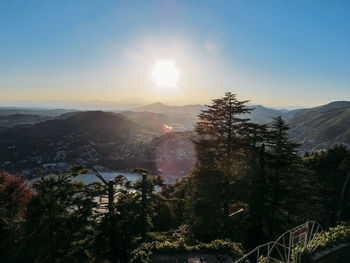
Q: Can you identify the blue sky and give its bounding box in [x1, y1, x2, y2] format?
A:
[0, 0, 349, 107]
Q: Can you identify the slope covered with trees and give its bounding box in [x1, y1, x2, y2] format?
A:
[0, 111, 158, 174]
[1, 93, 350, 262]
[289, 102, 350, 153]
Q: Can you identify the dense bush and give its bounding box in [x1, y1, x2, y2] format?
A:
[297, 222, 350, 263]
[130, 239, 244, 263]
[317, 222, 350, 248]
[258, 223, 350, 263]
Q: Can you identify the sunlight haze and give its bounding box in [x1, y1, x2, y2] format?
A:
[151, 60, 180, 88]
[0, 1, 349, 107]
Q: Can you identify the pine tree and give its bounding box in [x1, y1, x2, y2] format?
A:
[189, 92, 252, 239]
[304, 145, 350, 226]
[186, 167, 228, 241]
[243, 123, 269, 248]
[195, 92, 252, 176]
[19, 173, 99, 263]
[264, 116, 311, 237]
[132, 168, 163, 240]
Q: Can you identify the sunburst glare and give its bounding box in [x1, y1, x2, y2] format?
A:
[151, 60, 180, 88]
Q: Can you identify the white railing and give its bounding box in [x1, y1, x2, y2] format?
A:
[235, 221, 324, 263]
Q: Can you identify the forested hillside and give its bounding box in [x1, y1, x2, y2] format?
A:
[1, 93, 350, 263]
[0, 111, 158, 175]
[288, 101, 350, 152]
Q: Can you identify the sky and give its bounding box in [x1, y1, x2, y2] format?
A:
[0, 0, 349, 107]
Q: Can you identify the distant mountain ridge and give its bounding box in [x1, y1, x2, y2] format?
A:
[0, 101, 349, 176]
[0, 107, 75, 117]
[134, 100, 350, 152]
[135, 102, 206, 116]
[135, 102, 298, 124]
[288, 101, 350, 152]
[310, 101, 350, 112]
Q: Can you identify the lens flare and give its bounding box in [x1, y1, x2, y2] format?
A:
[151, 60, 180, 87]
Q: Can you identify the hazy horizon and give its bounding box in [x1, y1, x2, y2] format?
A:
[0, 97, 329, 110]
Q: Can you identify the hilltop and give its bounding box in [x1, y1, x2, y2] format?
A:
[0, 111, 158, 174]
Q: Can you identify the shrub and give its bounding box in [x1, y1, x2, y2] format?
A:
[295, 222, 350, 263]
[130, 239, 244, 263]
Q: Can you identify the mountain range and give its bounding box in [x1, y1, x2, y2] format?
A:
[0, 100, 349, 178]
[134, 101, 297, 124]
[132, 101, 350, 152]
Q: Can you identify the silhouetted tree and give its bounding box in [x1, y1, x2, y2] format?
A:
[19, 173, 99, 263]
[189, 92, 252, 239]
[0, 172, 34, 262]
[304, 145, 350, 226]
[156, 174, 192, 231]
[243, 123, 269, 248]
[195, 92, 252, 176]
[186, 167, 229, 241]
[132, 168, 163, 240]
[264, 116, 312, 238]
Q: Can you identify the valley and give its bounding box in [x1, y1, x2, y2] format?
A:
[1, 101, 349, 181]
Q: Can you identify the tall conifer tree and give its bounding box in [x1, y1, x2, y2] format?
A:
[188, 92, 252, 239]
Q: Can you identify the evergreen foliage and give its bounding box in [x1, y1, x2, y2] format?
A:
[1, 93, 350, 262]
[0, 172, 34, 262]
[130, 239, 244, 263]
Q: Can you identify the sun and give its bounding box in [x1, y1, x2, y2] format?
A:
[151, 60, 180, 87]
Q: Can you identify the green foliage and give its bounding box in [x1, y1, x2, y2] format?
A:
[186, 168, 231, 241]
[130, 239, 244, 263]
[0, 172, 34, 263]
[2, 93, 350, 262]
[132, 169, 164, 240]
[189, 92, 253, 241]
[316, 222, 350, 249]
[19, 173, 100, 263]
[195, 92, 251, 172]
[303, 145, 350, 226]
[156, 174, 192, 230]
[292, 222, 350, 263]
